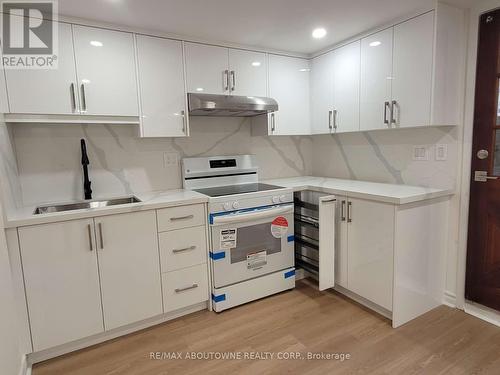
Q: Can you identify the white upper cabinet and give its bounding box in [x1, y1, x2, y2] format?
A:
[310, 51, 335, 134]
[360, 28, 393, 131]
[268, 54, 310, 135]
[332, 41, 360, 133]
[72, 25, 139, 116]
[136, 36, 188, 137]
[5, 22, 79, 115]
[392, 11, 434, 128]
[185, 43, 229, 94]
[228, 49, 267, 97]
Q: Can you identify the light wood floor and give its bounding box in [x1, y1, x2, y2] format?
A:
[33, 280, 500, 375]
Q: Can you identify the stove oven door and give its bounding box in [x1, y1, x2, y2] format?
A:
[210, 204, 294, 288]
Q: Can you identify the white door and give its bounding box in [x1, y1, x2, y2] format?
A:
[347, 198, 394, 311]
[333, 41, 360, 133]
[392, 12, 434, 128]
[228, 49, 267, 97]
[184, 43, 229, 94]
[318, 196, 336, 290]
[19, 219, 103, 351]
[95, 211, 162, 330]
[310, 51, 335, 134]
[268, 54, 311, 135]
[136, 35, 187, 137]
[335, 196, 349, 288]
[360, 28, 393, 131]
[72, 25, 138, 116]
[5, 21, 79, 114]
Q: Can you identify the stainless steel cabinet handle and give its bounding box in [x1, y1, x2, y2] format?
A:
[384, 101, 390, 125]
[70, 83, 77, 113]
[180, 110, 186, 133]
[391, 100, 397, 125]
[347, 201, 352, 223]
[341, 200, 346, 221]
[333, 109, 338, 130]
[230, 70, 235, 91]
[271, 112, 276, 132]
[223, 70, 229, 91]
[170, 214, 194, 221]
[172, 245, 196, 254]
[175, 284, 198, 293]
[98, 222, 104, 249]
[80, 83, 87, 112]
[328, 110, 333, 130]
[87, 224, 93, 251]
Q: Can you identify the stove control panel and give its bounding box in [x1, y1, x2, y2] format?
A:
[212, 191, 294, 214]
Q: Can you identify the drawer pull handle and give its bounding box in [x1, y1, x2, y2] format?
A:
[172, 245, 196, 254]
[175, 284, 198, 293]
[170, 214, 194, 221]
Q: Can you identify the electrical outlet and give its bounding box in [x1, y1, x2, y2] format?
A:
[163, 152, 179, 167]
[435, 144, 448, 161]
[413, 146, 429, 161]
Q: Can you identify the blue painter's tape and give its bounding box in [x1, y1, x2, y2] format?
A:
[209, 251, 226, 260]
[284, 269, 295, 279]
[287, 235, 295, 242]
[212, 293, 226, 303]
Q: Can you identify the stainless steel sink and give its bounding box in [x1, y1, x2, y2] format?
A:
[33, 196, 142, 215]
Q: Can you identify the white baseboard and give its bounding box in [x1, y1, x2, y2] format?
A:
[18, 354, 31, 375]
[442, 290, 457, 308]
[464, 301, 500, 328]
[27, 302, 208, 365]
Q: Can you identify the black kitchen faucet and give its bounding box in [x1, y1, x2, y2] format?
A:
[81, 139, 92, 200]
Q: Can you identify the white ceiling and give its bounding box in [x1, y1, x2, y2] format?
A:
[59, 0, 473, 55]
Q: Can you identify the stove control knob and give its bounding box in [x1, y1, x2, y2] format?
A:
[223, 202, 232, 211]
[272, 196, 280, 204]
[232, 201, 240, 209]
[279, 195, 288, 203]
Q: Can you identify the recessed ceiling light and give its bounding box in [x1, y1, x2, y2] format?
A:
[312, 28, 327, 39]
[196, 87, 204, 92]
[299, 68, 311, 72]
[90, 40, 103, 47]
[369, 41, 381, 47]
[251, 61, 261, 67]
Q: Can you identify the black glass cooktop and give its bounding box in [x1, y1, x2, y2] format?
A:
[194, 183, 283, 197]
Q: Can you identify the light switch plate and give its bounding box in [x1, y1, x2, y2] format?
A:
[163, 152, 179, 167]
[413, 146, 429, 161]
[435, 144, 448, 161]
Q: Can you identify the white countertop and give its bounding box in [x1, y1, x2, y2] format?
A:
[4, 189, 209, 228]
[264, 176, 454, 205]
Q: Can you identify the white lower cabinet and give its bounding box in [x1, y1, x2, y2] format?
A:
[163, 264, 209, 313]
[334, 195, 349, 288]
[95, 211, 162, 330]
[19, 219, 104, 351]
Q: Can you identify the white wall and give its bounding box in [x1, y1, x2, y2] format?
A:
[11, 117, 313, 205]
[0, 116, 22, 217]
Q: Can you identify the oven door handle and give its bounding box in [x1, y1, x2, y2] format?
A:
[211, 205, 293, 225]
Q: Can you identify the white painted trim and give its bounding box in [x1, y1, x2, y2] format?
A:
[27, 302, 207, 365]
[443, 290, 457, 307]
[456, 0, 500, 311]
[464, 302, 500, 327]
[18, 354, 30, 375]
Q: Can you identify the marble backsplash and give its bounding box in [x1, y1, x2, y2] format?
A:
[11, 117, 313, 206]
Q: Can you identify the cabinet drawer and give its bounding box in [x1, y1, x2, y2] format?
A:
[162, 264, 209, 312]
[159, 226, 207, 272]
[157, 204, 205, 232]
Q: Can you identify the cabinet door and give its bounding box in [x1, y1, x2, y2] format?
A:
[0, 44, 9, 113]
[136, 35, 187, 137]
[5, 21, 79, 114]
[347, 198, 394, 311]
[335, 196, 349, 288]
[184, 43, 229, 94]
[268, 55, 310, 135]
[310, 51, 335, 134]
[96, 211, 162, 330]
[19, 219, 103, 351]
[318, 196, 336, 290]
[228, 49, 267, 97]
[72, 25, 138, 116]
[333, 41, 360, 133]
[392, 12, 434, 128]
[360, 28, 393, 131]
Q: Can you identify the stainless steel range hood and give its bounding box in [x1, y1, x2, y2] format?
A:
[188, 93, 278, 117]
